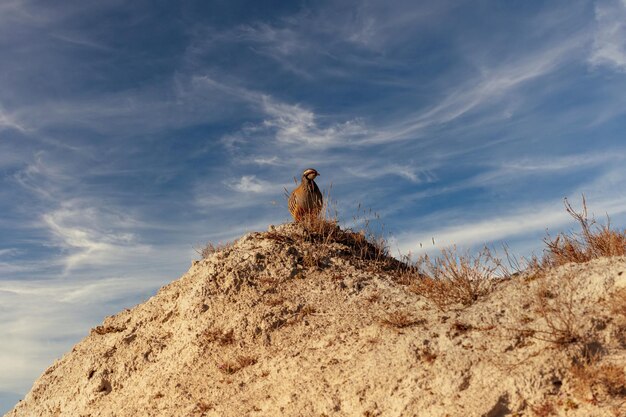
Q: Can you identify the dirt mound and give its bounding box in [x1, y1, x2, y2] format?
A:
[6, 223, 626, 416]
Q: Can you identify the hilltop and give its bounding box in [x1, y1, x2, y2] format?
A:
[6, 222, 626, 417]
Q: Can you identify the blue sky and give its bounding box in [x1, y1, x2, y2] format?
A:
[2, 0, 626, 411]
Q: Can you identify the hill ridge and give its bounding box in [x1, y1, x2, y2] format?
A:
[6, 223, 626, 416]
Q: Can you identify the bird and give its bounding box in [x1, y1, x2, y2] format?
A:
[288, 168, 323, 222]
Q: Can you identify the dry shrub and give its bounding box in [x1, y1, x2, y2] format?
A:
[195, 241, 233, 259]
[281, 190, 400, 270]
[379, 311, 421, 328]
[508, 272, 586, 349]
[542, 196, 626, 268]
[529, 277, 580, 345]
[301, 215, 390, 266]
[410, 247, 504, 310]
[571, 356, 626, 403]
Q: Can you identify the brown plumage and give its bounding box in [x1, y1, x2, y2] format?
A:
[288, 168, 323, 222]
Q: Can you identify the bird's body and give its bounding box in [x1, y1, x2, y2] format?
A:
[288, 168, 323, 222]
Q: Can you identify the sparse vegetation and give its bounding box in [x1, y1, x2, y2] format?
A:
[540, 196, 626, 269]
[195, 241, 233, 259]
[409, 247, 505, 310]
[279, 190, 401, 272]
[571, 355, 626, 404]
[510, 274, 583, 346]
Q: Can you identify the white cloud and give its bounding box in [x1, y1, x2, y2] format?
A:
[193, 76, 369, 149]
[0, 272, 172, 394]
[367, 36, 585, 144]
[345, 163, 436, 183]
[590, 0, 626, 72]
[251, 156, 281, 166]
[0, 249, 19, 257]
[227, 175, 272, 193]
[395, 194, 626, 256]
[260, 97, 368, 148]
[0, 108, 26, 132]
[42, 201, 150, 272]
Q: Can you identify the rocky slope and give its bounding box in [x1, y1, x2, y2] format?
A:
[6, 223, 626, 417]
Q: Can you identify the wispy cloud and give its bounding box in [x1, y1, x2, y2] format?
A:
[42, 201, 150, 272]
[368, 37, 587, 144]
[345, 162, 436, 183]
[590, 0, 626, 72]
[0, 108, 27, 132]
[395, 194, 626, 256]
[227, 175, 274, 193]
[260, 97, 368, 148]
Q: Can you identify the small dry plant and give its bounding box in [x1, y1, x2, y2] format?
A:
[379, 311, 420, 329]
[570, 354, 626, 404]
[410, 246, 505, 310]
[529, 276, 580, 345]
[283, 188, 397, 270]
[507, 271, 588, 351]
[541, 196, 626, 268]
[195, 241, 233, 259]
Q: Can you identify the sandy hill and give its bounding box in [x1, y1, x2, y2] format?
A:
[6, 223, 626, 417]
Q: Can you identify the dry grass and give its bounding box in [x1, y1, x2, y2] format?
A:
[279, 190, 402, 272]
[195, 241, 233, 259]
[530, 276, 580, 345]
[541, 196, 626, 268]
[571, 356, 626, 403]
[409, 247, 505, 310]
[506, 271, 588, 351]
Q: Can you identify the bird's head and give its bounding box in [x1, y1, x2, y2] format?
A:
[302, 168, 319, 181]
